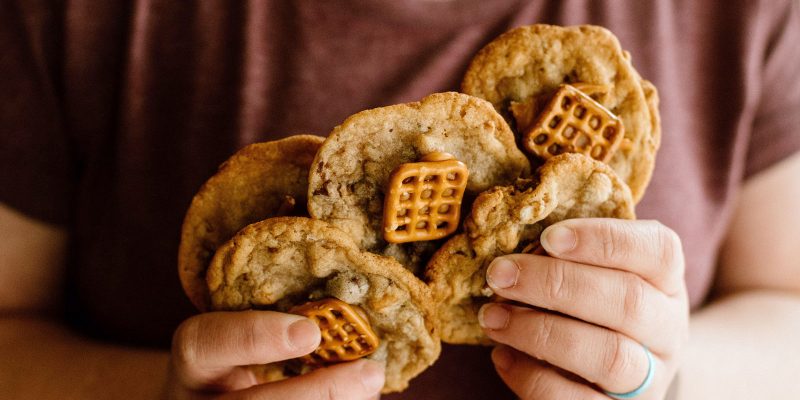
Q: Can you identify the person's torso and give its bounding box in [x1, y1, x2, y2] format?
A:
[50, 1, 772, 398]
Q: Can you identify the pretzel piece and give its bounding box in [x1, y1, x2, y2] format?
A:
[522, 84, 624, 163]
[570, 82, 611, 104]
[383, 152, 469, 243]
[289, 298, 380, 364]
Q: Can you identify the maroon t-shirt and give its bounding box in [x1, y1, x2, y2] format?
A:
[2, 1, 800, 398]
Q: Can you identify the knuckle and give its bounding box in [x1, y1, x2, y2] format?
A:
[601, 334, 634, 383]
[599, 221, 628, 263]
[621, 274, 648, 327]
[600, 236, 618, 264]
[655, 223, 683, 266]
[249, 311, 298, 352]
[317, 368, 357, 400]
[241, 313, 270, 355]
[543, 259, 568, 304]
[245, 312, 300, 361]
[520, 364, 549, 400]
[323, 381, 339, 400]
[652, 222, 686, 294]
[530, 312, 557, 356]
[172, 318, 201, 368]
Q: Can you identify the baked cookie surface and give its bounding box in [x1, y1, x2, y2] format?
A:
[178, 135, 323, 310]
[426, 154, 635, 344]
[462, 24, 659, 202]
[307, 92, 530, 273]
[207, 217, 440, 393]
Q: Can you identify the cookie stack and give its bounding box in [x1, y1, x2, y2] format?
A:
[178, 24, 660, 394]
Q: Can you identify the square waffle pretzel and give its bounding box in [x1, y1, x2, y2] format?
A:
[522, 84, 624, 163]
[289, 298, 380, 364]
[383, 152, 469, 243]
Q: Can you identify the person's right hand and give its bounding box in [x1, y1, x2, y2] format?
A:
[164, 310, 385, 399]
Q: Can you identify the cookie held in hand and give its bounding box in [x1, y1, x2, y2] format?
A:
[178, 135, 324, 311]
[308, 92, 530, 273]
[426, 154, 636, 344]
[462, 24, 660, 202]
[206, 217, 441, 394]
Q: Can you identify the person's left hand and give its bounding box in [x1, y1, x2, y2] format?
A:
[478, 218, 689, 399]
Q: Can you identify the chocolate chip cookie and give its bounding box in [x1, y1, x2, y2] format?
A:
[462, 25, 660, 202]
[179, 135, 323, 310]
[307, 92, 530, 274]
[207, 217, 440, 393]
[426, 154, 635, 344]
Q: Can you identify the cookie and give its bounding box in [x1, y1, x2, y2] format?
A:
[462, 24, 660, 203]
[178, 135, 324, 311]
[426, 154, 635, 344]
[307, 92, 530, 273]
[206, 217, 440, 393]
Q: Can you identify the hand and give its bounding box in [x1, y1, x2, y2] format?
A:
[478, 219, 689, 399]
[164, 310, 385, 399]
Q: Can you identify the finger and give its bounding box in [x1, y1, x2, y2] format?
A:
[218, 359, 385, 400]
[172, 311, 321, 390]
[491, 345, 608, 400]
[480, 304, 652, 394]
[485, 254, 686, 353]
[540, 219, 684, 294]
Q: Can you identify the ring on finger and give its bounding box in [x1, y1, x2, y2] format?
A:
[603, 344, 654, 399]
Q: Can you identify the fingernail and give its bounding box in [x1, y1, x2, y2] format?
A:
[492, 346, 514, 371]
[360, 360, 386, 393]
[478, 303, 510, 330]
[287, 318, 320, 350]
[541, 225, 576, 255]
[487, 258, 519, 289]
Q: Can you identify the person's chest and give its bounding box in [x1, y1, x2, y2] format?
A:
[62, 2, 755, 397]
